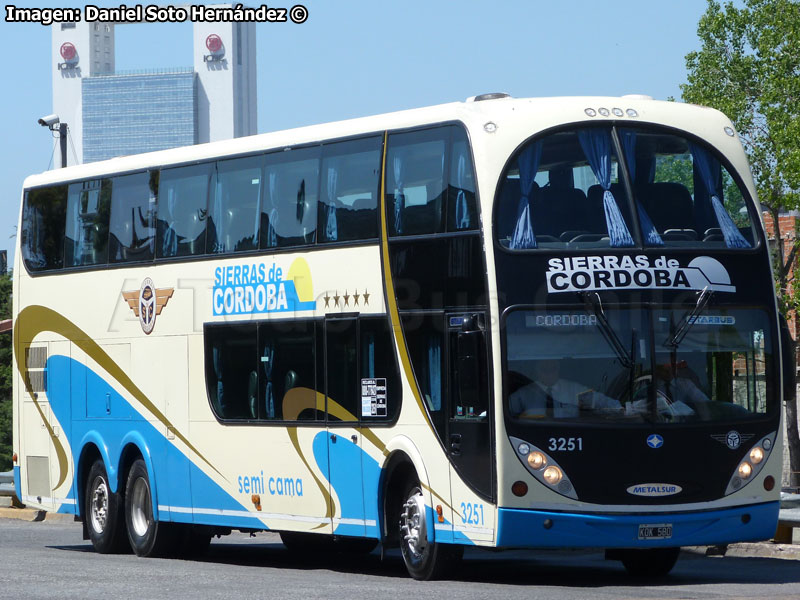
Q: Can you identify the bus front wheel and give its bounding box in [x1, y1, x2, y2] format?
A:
[85, 459, 128, 553]
[398, 483, 462, 580]
[618, 547, 680, 577]
[124, 459, 177, 557]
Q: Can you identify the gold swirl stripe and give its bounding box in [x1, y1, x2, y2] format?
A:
[13, 305, 224, 488]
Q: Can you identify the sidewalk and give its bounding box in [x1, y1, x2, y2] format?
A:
[0, 506, 74, 523]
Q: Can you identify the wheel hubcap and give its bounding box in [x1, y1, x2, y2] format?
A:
[90, 477, 109, 533]
[130, 477, 151, 538]
[400, 489, 428, 559]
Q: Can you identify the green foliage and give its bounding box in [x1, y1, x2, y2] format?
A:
[0, 271, 11, 472]
[654, 154, 694, 193]
[681, 0, 800, 312]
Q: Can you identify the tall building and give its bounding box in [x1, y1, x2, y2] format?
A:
[50, 8, 257, 166]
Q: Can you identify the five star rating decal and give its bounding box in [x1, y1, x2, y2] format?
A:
[323, 289, 370, 309]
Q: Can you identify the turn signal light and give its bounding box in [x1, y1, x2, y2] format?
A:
[12, 453, 17, 464]
[251, 494, 261, 511]
[436, 505, 444, 523]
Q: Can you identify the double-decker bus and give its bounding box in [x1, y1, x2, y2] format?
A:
[12, 94, 789, 579]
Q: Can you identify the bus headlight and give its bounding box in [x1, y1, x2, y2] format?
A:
[749, 446, 764, 465]
[509, 436, 578, 500]
[543, 466, 563, 485]
[528, 451, 547, 470]
[724, 432, 776, 495]
[737, 461, 753, 479]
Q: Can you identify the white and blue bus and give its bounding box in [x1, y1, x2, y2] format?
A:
[12, 94, 788, 579]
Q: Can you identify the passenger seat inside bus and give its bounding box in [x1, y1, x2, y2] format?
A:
[637, 182, 696, 241]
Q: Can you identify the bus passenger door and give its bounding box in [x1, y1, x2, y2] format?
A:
[324, 316, 366, 537]
[446, 312, 494, 537]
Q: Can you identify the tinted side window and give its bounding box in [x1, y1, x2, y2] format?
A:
[157, 163, 211, 258]
[318, 137, 381, 243]
[360, 316, 401, 421]
[109, 171, 157, 263]
[261, 147, 320, 248]
[259, 320, 319, 421]
[447, 127, 478, 231]
[401, 313, 446, 439]
[22, 185, 67, 272]
[209, 156, 262, 254]
[386, 129, 447, 236]
[205, 323, 258, 420]
[65, 179, 111, 267]
[326, 318, 358, 422]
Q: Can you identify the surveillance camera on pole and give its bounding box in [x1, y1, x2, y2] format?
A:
[38, 114, 68, 169]
[38, 114, 60, 128]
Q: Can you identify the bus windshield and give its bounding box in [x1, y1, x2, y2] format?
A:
[495, 125, 756, 250]
[505, 307, 773, 424]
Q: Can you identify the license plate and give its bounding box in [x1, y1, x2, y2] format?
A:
[638, 523, 673, 540]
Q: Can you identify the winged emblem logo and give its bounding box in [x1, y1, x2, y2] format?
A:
[121, 278, 174, 334]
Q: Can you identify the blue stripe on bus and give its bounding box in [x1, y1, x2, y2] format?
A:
[311, 430, 382, 539]
[496, 502, 779, 548]
[46, 355, 263, 528]
[13, 465, 21, 501]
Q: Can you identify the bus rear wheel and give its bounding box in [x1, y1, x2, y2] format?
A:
[124, 459, 177, 557]
[398, 483, 462, 580]
[619, 547, 680, 577]
[85, 459, 128, 553]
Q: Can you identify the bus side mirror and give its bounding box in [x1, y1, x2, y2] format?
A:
[779, 314, 796, 404]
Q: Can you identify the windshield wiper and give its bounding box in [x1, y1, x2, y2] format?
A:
[663, 287, 714, 348]
[580, 291, 633, 368]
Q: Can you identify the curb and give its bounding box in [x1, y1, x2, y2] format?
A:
[684, 543, 800, 561]
[0, 507, 76, 523]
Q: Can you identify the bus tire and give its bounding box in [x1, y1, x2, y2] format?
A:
[124, 459, 177, 557]
[619, 547, 680, 577]
[85, 459, 128, 554]
[398, 482, 462, 580]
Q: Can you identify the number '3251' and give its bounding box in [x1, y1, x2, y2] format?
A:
[460, 502, 484, 525]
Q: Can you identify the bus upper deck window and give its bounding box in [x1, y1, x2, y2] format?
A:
[261, 146, 320, 249]
[156, 163, 212, 259]
[108, 171, 156, 263]
[318, 136, 381, 243]
[209, 155, 263, 254]
[21, 185, 67, 272]
[620, 128, 755, 249]
[496, 128, 634, 250]
[65, 179, 111, 267]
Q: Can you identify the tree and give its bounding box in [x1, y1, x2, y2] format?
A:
[0, 271, 12, 472]
[682, 0, 800, 486]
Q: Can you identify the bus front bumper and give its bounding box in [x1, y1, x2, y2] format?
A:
[496, 501, 779, 548]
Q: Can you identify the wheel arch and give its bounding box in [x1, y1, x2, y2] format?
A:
[378, 435, 431, 545]
[117, 430, 158, 519]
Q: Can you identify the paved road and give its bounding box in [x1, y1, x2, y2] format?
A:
[2, 518, 800, 600]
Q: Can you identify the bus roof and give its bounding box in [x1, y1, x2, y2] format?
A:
[22, 95, 732, 190]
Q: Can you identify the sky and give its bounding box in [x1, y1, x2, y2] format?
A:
[0, 0, 710, 267]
